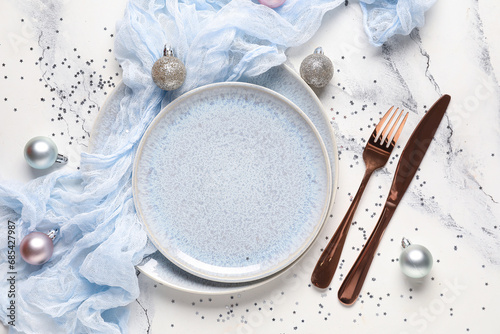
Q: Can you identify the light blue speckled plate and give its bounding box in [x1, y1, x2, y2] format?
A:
[91, 64, 339, 294]
[133, 82, 332, 283]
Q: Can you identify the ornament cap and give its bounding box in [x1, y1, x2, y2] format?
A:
[314, 46, 324, 55]
[56, 154, 68, 164]
[47, 229, 59, 241]
[401, 237, 411, 248]
[163, 45, 174, 57]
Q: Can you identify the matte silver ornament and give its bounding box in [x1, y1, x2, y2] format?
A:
[399, 238, 433, 278]
[20, 229, 58, 265]
[151, 46, 186, 91]
[24, 136, 68, 169]
[300, 47, 334, 88]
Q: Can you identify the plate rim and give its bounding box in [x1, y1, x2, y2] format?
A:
[132, 81, 332, 283]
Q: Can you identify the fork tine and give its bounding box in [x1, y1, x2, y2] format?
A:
[375, 106, 394, 136]
[391, 111, 409, 145]
[378, 107, 398, 144]
[383, 109, 404, 146]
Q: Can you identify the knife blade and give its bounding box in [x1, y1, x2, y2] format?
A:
[337, 94, 451, 305]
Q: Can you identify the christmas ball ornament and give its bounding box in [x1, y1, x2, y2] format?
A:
[20, 229, 58, 265]
[24, 136, 68, 169]
[399, 238, 433, 278]
[299, 47, 334, 88]
[259, 0, 286, 8]
[151, 46, 186, 91]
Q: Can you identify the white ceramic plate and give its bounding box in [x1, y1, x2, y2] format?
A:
[133, 82, 332, 283]
[90, 64, 338, 294]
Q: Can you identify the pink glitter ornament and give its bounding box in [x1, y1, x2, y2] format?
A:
[258, 0, 286, 9]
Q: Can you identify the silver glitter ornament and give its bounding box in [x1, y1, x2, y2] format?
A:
[24, 136, 68, 169]
[399, 238, 433, 279]
[299, 47, 334, 88]
[151, 46, 186, 91]
[20, 229, 58, 265]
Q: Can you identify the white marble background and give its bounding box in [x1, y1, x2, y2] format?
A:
[0, 0, 499, 333]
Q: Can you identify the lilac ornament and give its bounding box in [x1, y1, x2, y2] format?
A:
[20, 230, 57, 265]
[258, 0, 286, 9]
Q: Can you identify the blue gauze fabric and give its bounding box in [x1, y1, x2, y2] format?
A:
[360, 0, 437, 46]
[0, 0, 435, 333]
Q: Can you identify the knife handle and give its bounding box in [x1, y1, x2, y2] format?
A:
[337, 204, 396, 305]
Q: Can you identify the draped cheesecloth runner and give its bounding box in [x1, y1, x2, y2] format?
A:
[0, 0, 434, 332]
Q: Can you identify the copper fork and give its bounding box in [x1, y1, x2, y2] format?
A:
[311, 107, 408, 289]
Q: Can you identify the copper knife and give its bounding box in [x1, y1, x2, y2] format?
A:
[338, 94, 451, 305]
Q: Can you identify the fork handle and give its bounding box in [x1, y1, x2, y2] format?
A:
[337, 204, 396, 305]
[311, 169, 374, 289]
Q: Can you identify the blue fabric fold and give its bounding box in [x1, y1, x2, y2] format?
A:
[360, 0, 437, 46]
[0, 0, 435, 333]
